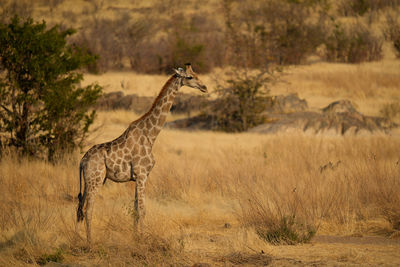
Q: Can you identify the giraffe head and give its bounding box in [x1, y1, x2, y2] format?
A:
[174, 63, 207, 93]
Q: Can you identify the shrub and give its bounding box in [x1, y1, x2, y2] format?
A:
[0, 0, 33, 22]
[260, 0, 327, 65]
[380, 102, 400, 123]
[207, 68, 274, 132]
[238, 186, 317, 245]
[36, 248, 64, 265]
[222, 0, 327, 67]
[256, 216, 316, 245]
[0, 16, 102, 160]
[74, 13, 138, 72]
[324, 21, 383, 63]
[338, 0, 400, 16]
[384, 12, 400, 58]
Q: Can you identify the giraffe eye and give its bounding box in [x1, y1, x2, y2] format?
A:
[186, 76, 193, 80]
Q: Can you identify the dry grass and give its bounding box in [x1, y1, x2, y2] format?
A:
[272, 58, 400, 116]
[1, 58, 400, 265]
[1, 129, 400, 265]
[82, 71, 213, 97]
[83, 58, 400, 119]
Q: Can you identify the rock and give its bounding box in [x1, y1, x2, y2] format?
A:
[250, 99, 396, 135]
[266, 93, 308, 114]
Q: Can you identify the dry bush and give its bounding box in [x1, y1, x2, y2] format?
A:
[257, 0, 327, 65]
[0, 0, 33, 22]
[73, 13, 152, 72]
[222, 0, 327, 67]
[130, 10, 223, 73]
[384, 12, 400, 57]
[380, 102, 400, 124]
[338, 0, 400, 16]
[324, 21, 383, 63]
[238, 187, 317, 245]
[41, 0, 65, 12]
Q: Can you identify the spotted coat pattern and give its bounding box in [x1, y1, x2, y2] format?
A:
[77, 64, 207, 243]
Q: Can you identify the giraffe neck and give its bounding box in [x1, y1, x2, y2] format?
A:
[136, 74, 181, 144]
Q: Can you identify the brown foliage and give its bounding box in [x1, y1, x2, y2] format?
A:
[384, 12, 400, 57]
[324, 21, 383, 63]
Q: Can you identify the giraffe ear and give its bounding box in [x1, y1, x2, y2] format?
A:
[185, 63, 193, 73]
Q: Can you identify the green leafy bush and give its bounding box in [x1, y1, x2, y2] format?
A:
[208, 68, 274, 132]
[0, 16, 102, 160]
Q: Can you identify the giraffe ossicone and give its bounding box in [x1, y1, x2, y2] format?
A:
[76, 64, 207, 243]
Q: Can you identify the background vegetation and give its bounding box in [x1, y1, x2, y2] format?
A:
[0, 0, 399, 73]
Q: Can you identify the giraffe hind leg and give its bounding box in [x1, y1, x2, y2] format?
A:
[83, 180, 102, 244]
[81, 165, 105, 243]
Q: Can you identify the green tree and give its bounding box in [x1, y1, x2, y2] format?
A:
[0, 16, 102, 160]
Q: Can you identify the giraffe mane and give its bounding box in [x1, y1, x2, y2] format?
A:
[135, 74, 178, 122]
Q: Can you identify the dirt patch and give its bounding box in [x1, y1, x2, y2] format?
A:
[215, 252, 272, 266]
[313, 235, 400, 245]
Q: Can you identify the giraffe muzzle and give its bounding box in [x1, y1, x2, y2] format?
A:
[199, 85, 208, 93]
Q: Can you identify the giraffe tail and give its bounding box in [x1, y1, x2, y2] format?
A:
[77, 162, 85, 222]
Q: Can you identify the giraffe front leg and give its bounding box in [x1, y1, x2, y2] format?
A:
[134, 174, 147, 232]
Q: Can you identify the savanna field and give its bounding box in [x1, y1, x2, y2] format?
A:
[1, 0, 400, 266]
[1, 59, 399, 266]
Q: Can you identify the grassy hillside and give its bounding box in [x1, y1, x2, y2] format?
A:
[2, 0, 399, 72]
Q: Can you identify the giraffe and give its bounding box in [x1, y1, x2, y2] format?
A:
[76, 63, 207, 243]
